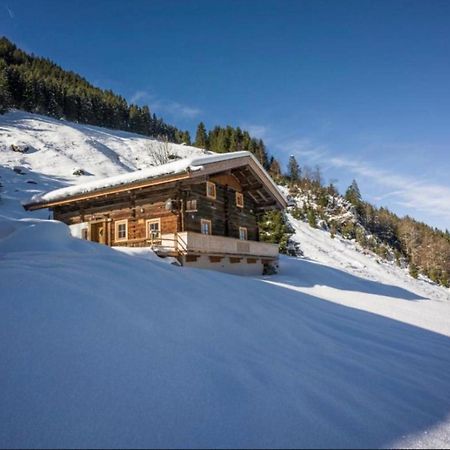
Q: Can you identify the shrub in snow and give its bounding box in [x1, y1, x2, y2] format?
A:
[10, 144, 30, 153]
[13, 166, 26, 175]
[286, 239, 303, 257]
[72, 168, 90, 176]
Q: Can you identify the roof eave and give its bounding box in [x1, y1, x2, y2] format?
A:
[23, 153, 287, 211]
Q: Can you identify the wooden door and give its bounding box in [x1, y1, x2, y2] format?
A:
[90, 222, 106, 244]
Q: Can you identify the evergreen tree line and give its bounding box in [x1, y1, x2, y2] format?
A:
[0, 37, 280, 158]
[343, 180, 450, 286]
[0, 37, 190, 144]
[193, 121, 283, 172]
[284, 155, 450, 287]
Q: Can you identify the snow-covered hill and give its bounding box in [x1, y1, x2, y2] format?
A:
[0, 110, 207, 218]
[0, 110, 207, 178]
[283, 217, 450, 330]
[1, 111, 449, 448]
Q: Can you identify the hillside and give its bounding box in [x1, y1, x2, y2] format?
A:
[0, 110, 208, 217]
[281, 176, 450, 288]
[0, 36, 191, 144]
[0, 37, 275, 170]
[0, 110, 207, 179]
[1, 111, 449, 447]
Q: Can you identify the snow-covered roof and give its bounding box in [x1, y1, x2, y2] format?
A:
[24, 151, 286, 208]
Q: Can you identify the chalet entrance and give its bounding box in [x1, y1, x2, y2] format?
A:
[90, 221, 107, 244]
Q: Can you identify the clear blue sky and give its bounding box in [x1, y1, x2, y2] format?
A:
[2, 0, 450, 229]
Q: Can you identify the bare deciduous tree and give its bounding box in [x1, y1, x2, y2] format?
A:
[146, 136, 172, 166]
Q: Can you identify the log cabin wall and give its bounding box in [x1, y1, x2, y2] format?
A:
[52, 176, 261, 246]
[53, 185, 181, 246]
[182, 180, 259, 241]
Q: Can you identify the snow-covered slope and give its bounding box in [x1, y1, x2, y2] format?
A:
[279, 216, 450, 333]
[1, 217, 450, 448]
[0, 110, 207, 218]
[0, 109, 207, 179]
[1, 111, 450, 447]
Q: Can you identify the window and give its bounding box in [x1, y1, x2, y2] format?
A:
[236, 192, 244, 208]
[201, 219, 212, 235]
[81, 228, 88, 240]
[146, 218, 161, 242]
[206, 181, 216, 200]
[186, 199, 197, 212]
[239, 227, 248, 240]
[115, 220, 128, 241]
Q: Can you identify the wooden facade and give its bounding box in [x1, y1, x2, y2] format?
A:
[24, 152, 287, 275]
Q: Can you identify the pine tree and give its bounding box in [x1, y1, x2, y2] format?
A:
[268, 157, 282, 179]
[140, 105, 152, 135]
[194, 122, 208, 148]
[409, 263, 419, 279]
[258, 210, 293, 254]
[345, 179, 362, 206]
[287, 155, 300, 182]
[0, 60, 11, 113]
[307, 209, 317, 228]
[181, 130, 191, 145]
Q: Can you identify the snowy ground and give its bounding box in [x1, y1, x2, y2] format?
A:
[1, 111, 449, 448]
[0, 217, 449, 448]
[281, 217, 450, 335]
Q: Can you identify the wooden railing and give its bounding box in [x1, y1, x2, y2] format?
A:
[114, 232, 279, 259]
[159, 232, 279, 258]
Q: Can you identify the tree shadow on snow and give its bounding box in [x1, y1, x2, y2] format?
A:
[273, 255, 426, 300]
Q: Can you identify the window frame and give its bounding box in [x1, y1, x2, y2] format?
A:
[206, 181, 216, 200]
[201, 219, 212, 235]
[146, 218, 161, 241]
[115, 219, 128, 242]
[239, 226, 248, 241]
[186, 199, 198, 212]
[236, 191, 244, 208]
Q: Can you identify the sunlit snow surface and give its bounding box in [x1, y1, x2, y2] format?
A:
[1, 111, 449, 448]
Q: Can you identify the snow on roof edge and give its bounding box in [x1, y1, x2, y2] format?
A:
[24, 151, 279, 207]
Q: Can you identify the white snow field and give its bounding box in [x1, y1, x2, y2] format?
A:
[0, 217, 449, 449]
[1, 111, 450, 448]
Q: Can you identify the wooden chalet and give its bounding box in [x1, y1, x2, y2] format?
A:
[24, 151, 287, 275]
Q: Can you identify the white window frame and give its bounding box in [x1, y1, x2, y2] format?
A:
[239, 226, 248, 241]
[236, 192, 244, 208]
[206, 181, 216, 200]
[115, 219, 128, 242]
[146, 218, 161, 241]
[201, 219, 212, 235]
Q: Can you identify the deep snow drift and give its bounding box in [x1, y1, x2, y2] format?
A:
[0, 217, 449, 448]
[1, 111, 450, 448]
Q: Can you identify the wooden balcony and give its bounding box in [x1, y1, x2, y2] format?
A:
[158, 232, 279, 259]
